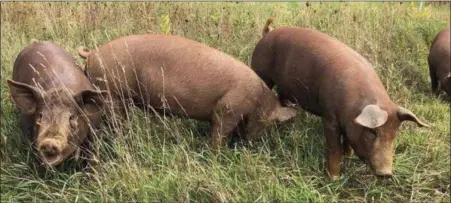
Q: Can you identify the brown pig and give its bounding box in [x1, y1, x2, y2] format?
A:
[251, 19, 429, 179]
[8, 41, 106, 166]
[428, 27, 450, 97]
[77, 35, 296, 149]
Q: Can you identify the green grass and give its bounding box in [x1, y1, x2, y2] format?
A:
[1, 2, 450, 203]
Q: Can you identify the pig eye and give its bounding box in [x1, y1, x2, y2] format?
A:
[69, 113, 78, 129]
[368, 128, 378, 138]
[370, 128, 378, 135]
[69, 114, 76, 121]
[36, 113, 43, 124]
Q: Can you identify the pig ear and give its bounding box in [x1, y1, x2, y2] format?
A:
[74, 90, 108, 115]
[354, 104, 388, 129]
[443, 76, 451, 94]
[7, 79, 42, 114]
[397, 107, 430, 127]
[271, 107, 297, 123]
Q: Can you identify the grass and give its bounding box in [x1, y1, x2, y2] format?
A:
[1, 2, 450, 203]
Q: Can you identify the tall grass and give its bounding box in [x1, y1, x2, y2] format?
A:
[1, 2, 450, 202]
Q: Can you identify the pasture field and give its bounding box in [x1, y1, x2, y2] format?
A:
[1, 2, 450, 203]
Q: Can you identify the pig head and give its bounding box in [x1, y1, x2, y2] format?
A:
[8, 41, 106, 166]
[341, 104, 428, 178]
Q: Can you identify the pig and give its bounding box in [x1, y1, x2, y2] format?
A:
[7, 41, 107, 166]
[251, 19, 429, 179]
[77, 35, 297, 149]
[428, 27, 450, 97]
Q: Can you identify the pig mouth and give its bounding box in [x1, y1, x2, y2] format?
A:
[42, 145, 79, 166]
[37, 140, 81, 167]
[42, 153, 63, 166]
[362, 159, 392, 178]
[356, 155, 391, 177]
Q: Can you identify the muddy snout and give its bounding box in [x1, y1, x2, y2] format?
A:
[369, 156, 393, 178]
[37, 139, 63, 166]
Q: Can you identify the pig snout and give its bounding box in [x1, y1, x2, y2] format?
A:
[369, 150, 393, 178]
[374, 168, 393, 178]
[37, 139, 63, 166]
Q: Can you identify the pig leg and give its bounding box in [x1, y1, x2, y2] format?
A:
[263, 79, 275, 90]
[111, 98, 127, 119]
[243, 110, 267, 142]
[257, 73, 275, 90]
[79, 134, 100, 174]
[323, 118, 343, 180]
[19, 114, 38, 158]
[209, 117, 240, 150]
[102, 97, 127, 129]
[19, 113, 34, 139]
[251, 55, 275, 89]
[208, 101, 245, 150]
[228, 121, 246, 149]
[428, 61, 440, 95]
[342, 135, 353, 157]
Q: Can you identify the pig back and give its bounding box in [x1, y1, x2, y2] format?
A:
[262, 28, 390, 117]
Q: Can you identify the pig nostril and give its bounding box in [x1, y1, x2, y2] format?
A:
[40, 144, 59, 158]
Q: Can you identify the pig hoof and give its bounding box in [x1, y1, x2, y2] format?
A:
[343, 150, 353, 157]
[329, 175, 341, 181]
[326, 170, 341, 181]
[285, 101, 297, 107]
